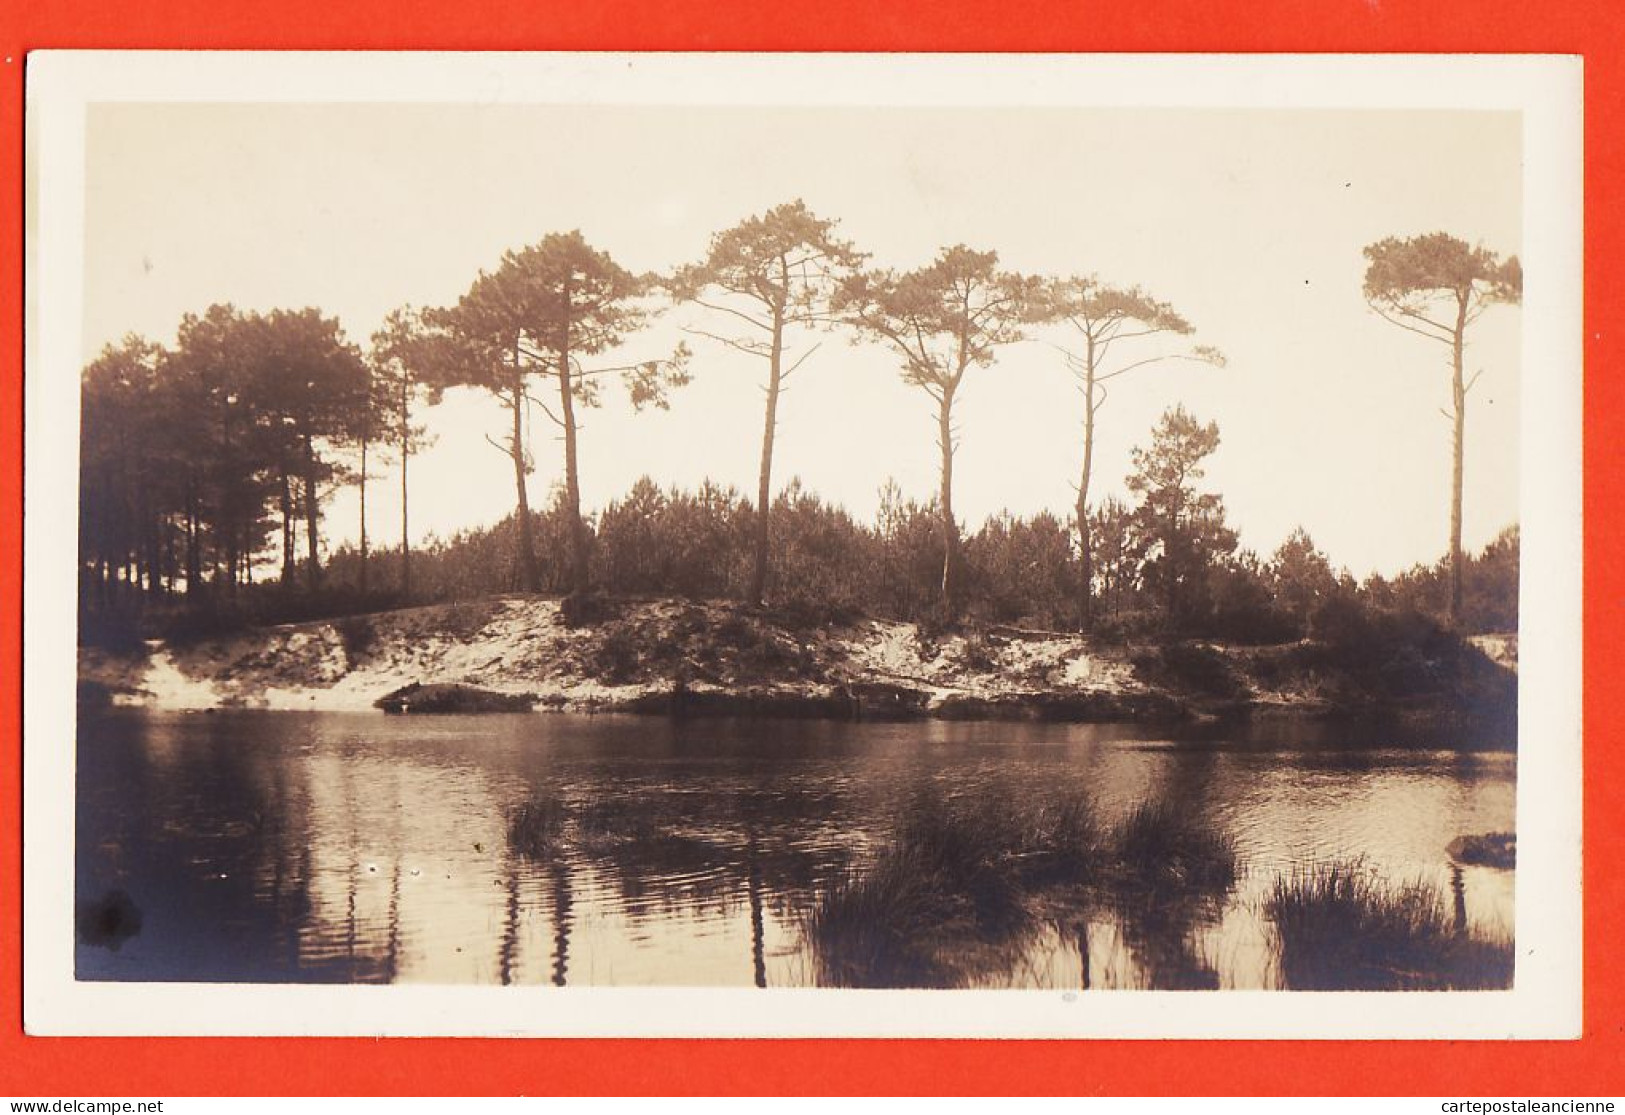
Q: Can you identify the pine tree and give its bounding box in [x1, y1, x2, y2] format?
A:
[671, 200, 864, 606]
[1034, 277, 1222, 629]
[836, 246, 1035, 621]
[1362, 232, 1522, 624]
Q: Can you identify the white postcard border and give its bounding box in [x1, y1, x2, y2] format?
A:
[22, 50, 1584, 1039]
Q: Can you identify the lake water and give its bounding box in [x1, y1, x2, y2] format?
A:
[74, 710, 1515, 990]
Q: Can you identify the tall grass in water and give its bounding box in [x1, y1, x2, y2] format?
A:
[509, 789, 692, 858]
[1113, 799, 1238, 892]
[1266, 860, 1513, 990]
[1017, 794, 1104, 889]
[1104, 799, 1239, 989]
[506, 797, 569, 857]
[805, 788, 1102, 988]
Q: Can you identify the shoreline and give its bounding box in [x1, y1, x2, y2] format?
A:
[77, 594, 1518, 734]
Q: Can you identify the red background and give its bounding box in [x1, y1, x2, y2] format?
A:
[1, 1, 1618, 1097]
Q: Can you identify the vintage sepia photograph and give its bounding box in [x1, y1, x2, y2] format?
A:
[23, 52, 1582, 1037]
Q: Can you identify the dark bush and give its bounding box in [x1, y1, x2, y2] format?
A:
[560, 591, 619, 628]
[1199, 558, 1301, 645]
[334, 614, 377, 665]
[432, 599, 501, 641]
[1296, 600, 1502, 705]
[958, 629, 999, 673]
[962, 511, 1076, 629]
[590, 626, 643, 684]
[78, 607, 149, 653]
[375, 682, 536, 713]
[1131, 642, 1247, 698]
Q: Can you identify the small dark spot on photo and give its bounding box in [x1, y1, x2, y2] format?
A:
[76, 889, 143, 952]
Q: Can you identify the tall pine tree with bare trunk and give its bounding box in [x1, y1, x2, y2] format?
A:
[431, 232, 690, 600]
[1362, 232, 1521, 624]
[1035, 277, 1223, 630]
[420, 285, 546, 593]
[836, 246, 1034, 621]
[671, 200, 864, 607]
[368, 307, 440, 601]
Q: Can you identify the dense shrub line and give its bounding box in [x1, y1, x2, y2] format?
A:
[80, 471, 1519, 650]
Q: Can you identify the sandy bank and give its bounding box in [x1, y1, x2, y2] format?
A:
[77, 595, 1517, 725]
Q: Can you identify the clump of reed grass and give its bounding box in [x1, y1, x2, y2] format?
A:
[572, 792, 668, 848]
[1096, 798, 1238, 988]
[508, 789, 682, 854]
[805, 838, 992, 987]
[1112, 799, 1238, 892]
[1265, 860, 1513, 991]
[1015, 793, 1104, 887]
[805, 788, 1103, 988]
[506, 797, 568, 858]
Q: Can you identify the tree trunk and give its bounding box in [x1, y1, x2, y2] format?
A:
[937, 387, 961, 619]
[140, 487, 158, 599]
[557, 321, 590, 599]
[1448, 293, 1469, 625]
[358, 432, 369, 596]
[508, 373, 540, 593]
[95, 479, 107, 607]
[280, 467, 297, 587]
[223, 529, 238, 595]
[163, 524, 176, 597]
[184, 475, 201, 597]
[1163, 495, 1183, 625]
[749, 305, 786, 606]
[303, 433, 321, 591]
[220, 406, 236, 594]
[399, 378, 411, 600]
[1076, 339, 1098, 632]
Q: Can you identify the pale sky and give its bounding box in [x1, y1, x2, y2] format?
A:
[81, 103, 1523, 578]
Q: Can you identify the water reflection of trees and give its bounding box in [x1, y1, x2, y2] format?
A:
[550, 856, 573, 987]
[77, 714, 342, 981]
[502, 775, 859, 986]
[1101, 875, 1225, 990]
[1098, 752, 1236, 990]
[83, 714, 548, 985]
[88, 713, 1508, 990]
